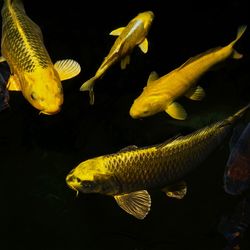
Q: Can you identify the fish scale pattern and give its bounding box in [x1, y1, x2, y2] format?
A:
[103, 122, 231, 194]
[1, 2, 51, 73]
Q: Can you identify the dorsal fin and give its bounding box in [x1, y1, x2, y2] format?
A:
[178, 46, 222, 70]
[119, 145, 138, 152]
[156, 134, 182, 149]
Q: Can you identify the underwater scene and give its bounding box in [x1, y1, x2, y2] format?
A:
[2, 0, 250, 249]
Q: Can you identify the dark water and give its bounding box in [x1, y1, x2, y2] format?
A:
[2, 0, 250, 249]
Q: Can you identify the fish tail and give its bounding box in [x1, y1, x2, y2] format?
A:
[79, 76, 97, 105]
[230, 25, 247, 59]
[226, 103, 250, 124]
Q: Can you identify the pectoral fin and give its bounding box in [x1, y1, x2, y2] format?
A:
[120, 55, 130, 70]
[6, 75, 21, 91]
[185, 85, 206, 101]
[162, 181, 187, 199]
[54, 59, 81, 81]
[109, 27, 125, 36]
[114, 190, 151, 220]
[0, 56, 6, 63]
[138, 38, 148, 53]
[165, 102, 187, 120]
[147, 71, 159, 85]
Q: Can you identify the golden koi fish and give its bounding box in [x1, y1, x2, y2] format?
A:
[129, 25, 247, 120]
[0, 0, 81, 115]
[66, 103, 250, 219]
[80, 11, 154, 105]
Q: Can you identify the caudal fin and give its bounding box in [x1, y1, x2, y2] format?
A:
[230, 25, 247, 59]
[79, 76, 97, 105]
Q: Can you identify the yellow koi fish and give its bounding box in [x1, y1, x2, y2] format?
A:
[0, 0, 81, 115]
[129, 25, 247, 120]
[80, 11, 154, 105]
[66, 103, 250, 219]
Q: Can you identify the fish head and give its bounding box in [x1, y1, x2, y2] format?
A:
[22, 68, 63, 115]
[137, 11, 154, 30]
[129, 91, 163, 119]
[66, 158, 120, 195]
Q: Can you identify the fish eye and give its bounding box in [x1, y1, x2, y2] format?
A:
[31, 92, 37, 100]
[75, 177, 81, 183]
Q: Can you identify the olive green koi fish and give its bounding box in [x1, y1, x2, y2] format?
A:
[66, 103, 250, 219]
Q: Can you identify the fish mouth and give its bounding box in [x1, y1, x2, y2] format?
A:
[39, 109, 61, 115]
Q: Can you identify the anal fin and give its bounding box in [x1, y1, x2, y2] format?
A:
[185, 85, 205, 101]
[162, 181, 187, 199]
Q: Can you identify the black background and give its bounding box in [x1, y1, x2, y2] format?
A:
[2, 0, 250, 249]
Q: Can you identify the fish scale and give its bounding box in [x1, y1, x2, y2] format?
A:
[100, 121, 231, 194]
[1, 0, 51, 73]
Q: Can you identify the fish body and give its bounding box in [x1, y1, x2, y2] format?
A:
[0, 0, 81, 115]
[66, 103, 250, 219]
[129, 25, 247, 120]
[224, 123, 250, 195]
[80, 11, 154, 105]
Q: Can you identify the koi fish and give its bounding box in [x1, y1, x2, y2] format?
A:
[224, 122, 250, 195]
[129, 25, 247, 120]
[66, 103, 250, 220]
[80, 11, 154, 105]
[0, 0, 81, 115]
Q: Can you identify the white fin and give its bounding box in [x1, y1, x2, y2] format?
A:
[119, 145, 138, 152]
[109, 27, 125, 36]
[162, 181, 187, 199]
[156, 134, 181, 149]
[79, 76, 97, 105]
[114, 190, 151, 220]
[6, 75, 21, 91]
[138, 38, 148, 53]
[120, 55, 130, 70]
[54, 59, 81, 81]
[165, 102, 187, 120]
[185, 85, 206, 101]
[0, 56, 6, 63]
[147, 71, 159, 85]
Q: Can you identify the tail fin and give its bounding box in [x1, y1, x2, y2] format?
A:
[227, 103, 250, 124]
[79, 76, 97, 105]
[230, 25, 247, 59]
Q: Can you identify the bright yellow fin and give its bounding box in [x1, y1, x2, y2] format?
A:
[166, 102, 187, 120]
[114, 190, 151, 220]
[162, 181, 187, 199]
[0, 56, 6, 63]
[120, 55, 130, 70]
[185, 85, 206, 101]
[138, 38, 148, 53]
[7, 75, 21, 91]
[109, 27, 125, 36]
[147, 71, 159, 85]
[54, 59, 81, 81]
